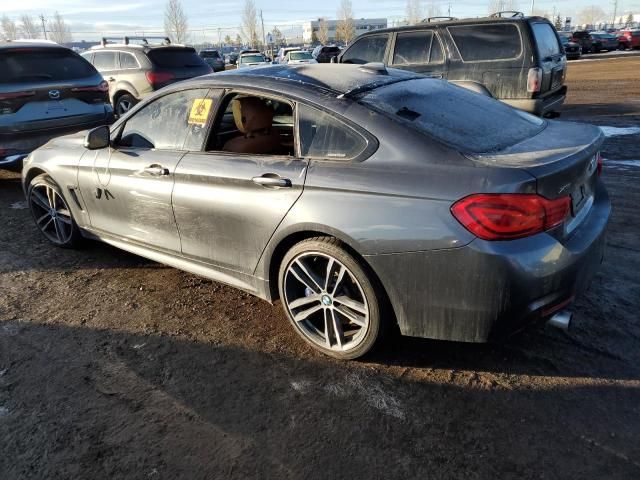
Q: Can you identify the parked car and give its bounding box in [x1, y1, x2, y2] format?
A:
[275, 47, 303, 63]
[559, 35, 582, 60]
[0, 41, 113, 170]
[312, 45, 341, 63]
[198, 49, 225, 72]
[227, 52, 239, 65]
[337, 14, 567, 117]
[236, 52, 271, 69]
[590, 32, 619, 52]
[570, 30, 594, 53]
[22, 64, 610, 359]
[619, 29, 640, 49]
[81, 37, 212, 116]
[283, 51, 318, 65]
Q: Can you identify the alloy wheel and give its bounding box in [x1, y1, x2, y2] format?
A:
[283, 252, 370, 352]
[116, 98, 133, 115]
[29, 184, 74, 245]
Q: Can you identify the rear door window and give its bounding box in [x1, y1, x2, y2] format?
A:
[93, 51, 118, 71]
[341, 35, 389, 64]
[532, 23, 561, 58]
[297, 104, 367, 160]
[119, 52, 139, 69]
[448, 24, 522, 61]
[392, 30, 444, 65]
[0, 49, 96, 83]
[148, 48, 206, 68]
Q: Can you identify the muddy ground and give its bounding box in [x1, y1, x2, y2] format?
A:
[1, 57, 640, 479]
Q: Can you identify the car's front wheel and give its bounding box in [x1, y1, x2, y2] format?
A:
[278, 237, 384, 360]
[115, 93, 137, 116]
[27, 174, 82, 248]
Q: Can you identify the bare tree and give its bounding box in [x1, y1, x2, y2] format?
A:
[426, 0, 442, 18]
[48, 11, 72, 44]
[20, 14, 40, 39]
[487, 0, 518, 15]
[336, 0, 355, 44]
[164, 0, 189, 44]
[235, 34, 242, 46]
[317, 18, 329, 45]
[272, 26, 284, 46]
[241, 0, 259, 48]
[626, 13, 634, 27]
[406, 0, 423, 25]
[578, 5, 606, 27]
[1, 15, 18, 40]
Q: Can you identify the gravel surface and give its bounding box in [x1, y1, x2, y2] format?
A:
[1, 58, 640, 479]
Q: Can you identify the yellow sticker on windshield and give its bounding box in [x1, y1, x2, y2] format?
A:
[188, 98, 213, 125]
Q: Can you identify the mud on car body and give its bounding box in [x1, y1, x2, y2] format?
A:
[22, 64, 610, 359]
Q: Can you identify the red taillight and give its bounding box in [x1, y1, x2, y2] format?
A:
[145, 71, 175, 87]
[596, 151, 603, 176]
[71, 80, 109, 93]
[451, 194, 571, 241]
[527, 68, 542, 93]
[0, 91, 36, 101]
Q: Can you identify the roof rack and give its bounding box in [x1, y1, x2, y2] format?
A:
[422, 16, 458, 23]
[100, 36, 172, 47]
[489, 11, 525, 18]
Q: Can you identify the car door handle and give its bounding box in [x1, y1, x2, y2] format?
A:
[143, 165, 169, 176]
[108, 77, 116, 82]
[252, 175, 291, 188]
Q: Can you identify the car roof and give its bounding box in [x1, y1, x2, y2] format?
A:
[0, 41, 67, 51]
[358, 14, 550, 36]
[197, 64, 421, 96]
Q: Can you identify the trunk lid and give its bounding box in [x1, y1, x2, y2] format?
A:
[468, 121, 604, 236]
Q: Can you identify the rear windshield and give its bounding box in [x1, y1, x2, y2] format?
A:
[359, 78, 545, 153]
[0, 48, 96, 84]
[148, 48, 206, 68]
[200, 50, 221, 58]
[323, 47, 341, 53]
[532, 23, 561, 58]
[241, 54, 265, 63]
[290, 51, 313, 60]
[448, 23, 522, 61]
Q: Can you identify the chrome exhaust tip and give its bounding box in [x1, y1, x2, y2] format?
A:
[547, 310, 572, 331]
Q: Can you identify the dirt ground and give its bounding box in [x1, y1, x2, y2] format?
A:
[2, 57, 640, 479]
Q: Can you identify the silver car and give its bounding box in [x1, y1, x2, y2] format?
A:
[22, 64, 610, 359]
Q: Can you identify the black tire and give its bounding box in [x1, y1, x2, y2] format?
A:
[278, 237, 386, 360]
[114, 93, 137, 117]
[27, 174, 82, 248]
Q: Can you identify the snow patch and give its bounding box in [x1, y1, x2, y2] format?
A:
[600, 126, 640, 137]
[0, 406, 9, 418]
[9, 201, 28, 210]
[290, 380, 312, 393]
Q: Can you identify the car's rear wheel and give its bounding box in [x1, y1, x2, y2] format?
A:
[115, 93, 137, 116]
[278, 237, 383, 360]
[27, 174, 82, 248]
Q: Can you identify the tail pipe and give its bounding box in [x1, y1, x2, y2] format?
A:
[547, 310, 573, 331]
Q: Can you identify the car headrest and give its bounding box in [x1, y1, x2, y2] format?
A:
[231, 97, 274, 134]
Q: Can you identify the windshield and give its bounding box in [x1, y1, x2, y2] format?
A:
[200, 50, 220, 58]
[1, 48, 96, 83]
[359, 78, 545, 153]
[290, 51, 313, 60]
[241, 54, 265, 63]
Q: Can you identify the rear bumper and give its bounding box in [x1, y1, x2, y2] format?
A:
[504, 86, 567, 116]
[366, 179, 610, 343]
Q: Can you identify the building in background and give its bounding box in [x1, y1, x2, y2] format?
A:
[302, 18, 388, 44]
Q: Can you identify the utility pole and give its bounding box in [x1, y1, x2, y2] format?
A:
[218, 27, 221, 49]
[612, 0, 619, 27]
[530, 0, 535, 15]
[39, 14, 47, 40]
[260, 10, 266, 51]
[448, 2, 451, 17]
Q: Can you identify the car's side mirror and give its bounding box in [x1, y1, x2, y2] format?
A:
[84, 125, 110, 150]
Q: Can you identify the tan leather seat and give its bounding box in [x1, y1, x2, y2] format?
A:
[222, 97, 282, 154]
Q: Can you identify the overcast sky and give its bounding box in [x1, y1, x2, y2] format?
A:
[2, 0, 639, 41]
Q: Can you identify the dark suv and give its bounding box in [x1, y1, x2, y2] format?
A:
[199, 49, 226, 72]
[571, 31, 594, 53]
[81, 37, 212, 115]
[337, 14, 567, 116]
[312, 45, 341, 63]
[1, 41, 113, 170]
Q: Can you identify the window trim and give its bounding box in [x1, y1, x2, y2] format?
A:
[113, 87, 212, 152]
[447, 22, 524, 63]
[390, 29, 446, 67]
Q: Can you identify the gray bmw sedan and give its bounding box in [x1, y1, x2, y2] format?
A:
[22, 64, 610, 359]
